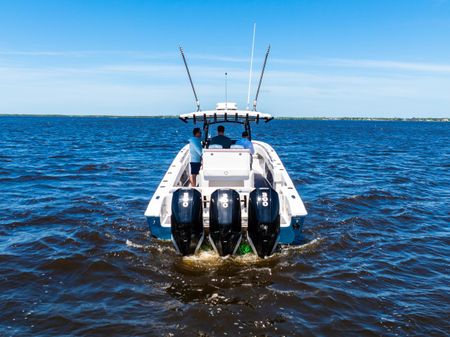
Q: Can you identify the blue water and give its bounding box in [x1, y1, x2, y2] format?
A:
[0, 117, 449, 336]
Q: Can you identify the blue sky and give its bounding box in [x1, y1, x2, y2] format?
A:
[0, 0, 449, 117]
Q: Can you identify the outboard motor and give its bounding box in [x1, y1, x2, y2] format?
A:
[171, 188, 204, 256]
[209, 189, 242, 256]
[248, 187, 280, 258]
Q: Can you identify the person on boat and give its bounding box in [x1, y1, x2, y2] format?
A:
[209, 125, 233, 149]
[236, 131, 255, 155]
[189, 127, 202, 186]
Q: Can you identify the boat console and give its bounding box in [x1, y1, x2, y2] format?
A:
[201, 148, 252, 187]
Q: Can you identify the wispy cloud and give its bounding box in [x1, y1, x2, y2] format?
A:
[3, 50, 450, 74]
[0, 50, 449, 117]
[0, 50, 174, 58]
[323, 58, 450, 73]
[273, 57, 450, 74]
[0, 50, 249, 63]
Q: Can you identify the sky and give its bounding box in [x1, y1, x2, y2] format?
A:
[0, 0, 450, 117]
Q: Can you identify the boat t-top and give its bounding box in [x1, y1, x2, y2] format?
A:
[145, 40, 307, 258]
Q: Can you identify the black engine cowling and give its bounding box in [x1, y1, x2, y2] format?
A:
[209, 189, 242, 256]
[248, 187, 280, 257]
[171, 188, 204, 256]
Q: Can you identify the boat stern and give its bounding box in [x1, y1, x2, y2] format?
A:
[146, 216, 171, 240]
[279, 216, 305, 245]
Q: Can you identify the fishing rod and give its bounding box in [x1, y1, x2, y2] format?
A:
[225, 72, 228, 110]
[253, 45, 270, 111]
[246, 23, 256, 110]
[179, 46, 201, 112]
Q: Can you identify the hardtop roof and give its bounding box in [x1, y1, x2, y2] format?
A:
[179, 110, 273, 124]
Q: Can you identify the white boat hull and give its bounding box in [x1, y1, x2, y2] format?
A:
[144, 141, 307, 250]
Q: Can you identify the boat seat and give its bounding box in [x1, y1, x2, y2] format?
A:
[202, 149, 251, 183]
[209, 144, 223, 149]
[230, 144, 244, 149]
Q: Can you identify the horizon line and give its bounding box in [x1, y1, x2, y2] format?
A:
[1, 113, 448, 121]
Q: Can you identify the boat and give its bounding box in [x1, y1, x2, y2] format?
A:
[144, 37, 307, 258]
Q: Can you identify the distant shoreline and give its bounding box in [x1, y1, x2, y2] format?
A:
[0, 114, 448, 122]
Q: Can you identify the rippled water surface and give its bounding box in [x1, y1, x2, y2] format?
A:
[1, 117, 449, 337]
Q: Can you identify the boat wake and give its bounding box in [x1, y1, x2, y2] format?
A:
[125, 239, 145, 249]
[129, 237, 324, 273]
[126, 237, 323, 269]
[280, 237, 324, 254]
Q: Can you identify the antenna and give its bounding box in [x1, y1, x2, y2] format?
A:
[179, 46, 201, 111]
[253, 45, 270, 111]
[246, 23, 256, 110]
[225, 72, 228, 109]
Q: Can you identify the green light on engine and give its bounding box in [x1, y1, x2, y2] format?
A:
[238, 243, 252, 255]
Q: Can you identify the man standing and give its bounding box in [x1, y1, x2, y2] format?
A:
[209, 125, 233, 149]
[236, 131, 255, 155]
[189, 127, 202, 186]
